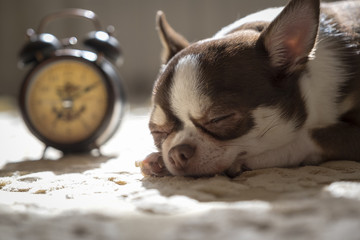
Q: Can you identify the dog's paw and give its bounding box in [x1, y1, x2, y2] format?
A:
[300, 154, 324, 166]
[224, 159, 250, 178]
[136, 152, 171, 177]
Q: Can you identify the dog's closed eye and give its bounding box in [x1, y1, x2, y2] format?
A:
[207, 113, 236, 125]
[192, 112, 247, 140]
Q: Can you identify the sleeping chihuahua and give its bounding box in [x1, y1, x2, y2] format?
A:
[138, 0, 360, 177]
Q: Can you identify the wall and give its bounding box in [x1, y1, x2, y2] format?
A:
[1, 0, 306, 104]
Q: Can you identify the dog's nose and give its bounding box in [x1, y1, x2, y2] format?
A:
[168, 144, 196, 169]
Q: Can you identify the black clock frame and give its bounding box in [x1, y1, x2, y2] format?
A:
[19, 48, 126, 153]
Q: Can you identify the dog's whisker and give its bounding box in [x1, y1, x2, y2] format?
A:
[259, 122, 282, 138]
[256, 115, 282, 138]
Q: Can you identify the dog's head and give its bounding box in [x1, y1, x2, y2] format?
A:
[149, 0, 320, 176]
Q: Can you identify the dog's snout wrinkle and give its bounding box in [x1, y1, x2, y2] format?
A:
[168, 144, 196, 169]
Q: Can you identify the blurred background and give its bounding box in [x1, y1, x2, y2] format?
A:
[2, 0, 337, 108]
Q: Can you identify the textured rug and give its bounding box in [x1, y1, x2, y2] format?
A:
[1, 105, 360, 240]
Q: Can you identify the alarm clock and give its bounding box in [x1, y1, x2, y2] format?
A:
[18, 9, 126, 154]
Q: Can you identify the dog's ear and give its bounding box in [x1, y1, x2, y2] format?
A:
[156, 11, 189, 64]
[260, 0, 320, 72]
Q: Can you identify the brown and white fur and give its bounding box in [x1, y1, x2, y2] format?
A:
[139, 0, 360, 177]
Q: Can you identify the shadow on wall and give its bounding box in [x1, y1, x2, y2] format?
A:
[1, 0, 295, 105]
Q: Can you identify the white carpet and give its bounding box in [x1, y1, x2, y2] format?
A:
[1, 108, 360, 240]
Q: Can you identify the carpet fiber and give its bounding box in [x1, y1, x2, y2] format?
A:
[1, 107, 360, 240]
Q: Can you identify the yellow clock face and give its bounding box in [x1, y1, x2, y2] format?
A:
[25, 59, 109, 144]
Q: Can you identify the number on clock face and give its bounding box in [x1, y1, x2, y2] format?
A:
[26, 59, 109, 144]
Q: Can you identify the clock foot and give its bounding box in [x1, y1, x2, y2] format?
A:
[91, 145, 103, 157]
[41, 145, 50, 159]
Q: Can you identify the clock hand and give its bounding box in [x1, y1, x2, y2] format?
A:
[83, 82, 99, 92]
[72, 82, 100, 99]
